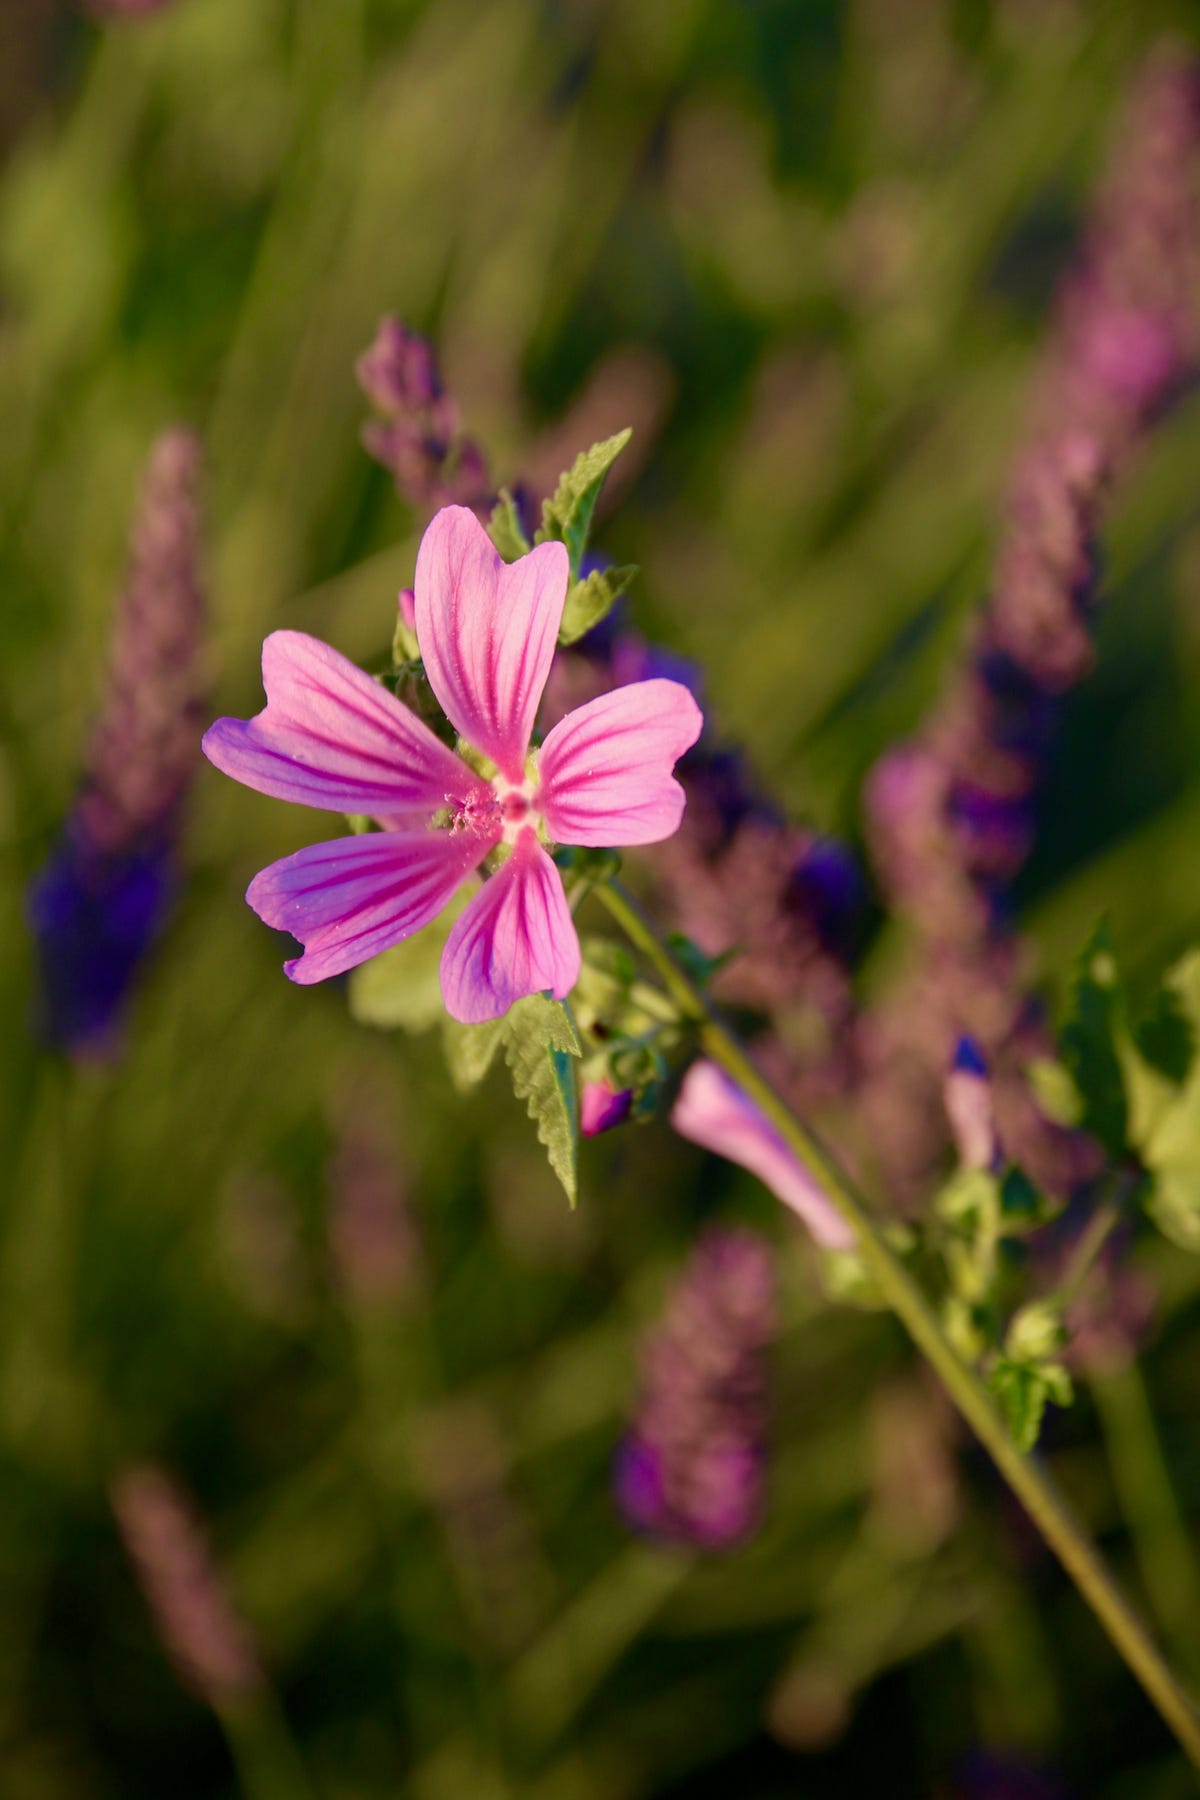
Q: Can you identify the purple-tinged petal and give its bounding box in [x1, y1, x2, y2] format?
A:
[203, 631, 482, 821]
[538, 679, 703, 847]
[439, 827, 581, 1023]
[414, 506, 569, 781]
[580, 1079, 633, 1136]
[247, 827, 493, 985]
[671, 1061, 855, 1251]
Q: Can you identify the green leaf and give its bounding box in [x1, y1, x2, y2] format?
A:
[442, 1015, 507, 1094]
[1060, 920, 1127, 1154]
[1135, 953, 1200, 1247]
[348, 888, 471, 1035]
[1024, 1058, 1084, 1128]
[559, 563, 638, 646]
[1136, 964, 1196, 1085]
[537, 429, 632, 575]
[1144, 1167, 1200, 1253]
[987, 1358, 1072, 1453]
[502, 996, 582, 1205]
[488, 488, 531, 562]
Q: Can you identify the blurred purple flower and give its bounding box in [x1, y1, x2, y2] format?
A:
[357, 316, 493, 518]
[615, 1227, 776, 1550]
[111, 1464, 262, 1710]
[28, 428, 205, 1054]
[862, 47, 1200, 1201]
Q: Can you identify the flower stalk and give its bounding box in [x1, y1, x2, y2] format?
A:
[594, 875, 1200, 1770]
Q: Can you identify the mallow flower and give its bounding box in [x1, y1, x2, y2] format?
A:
[203, 506, 702, 1024]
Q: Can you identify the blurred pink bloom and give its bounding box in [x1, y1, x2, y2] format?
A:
[671, 1061, 854, 1250]
[204, 506, 701, 1022]
[111, 1464, 262, 1709]
[944, 1036, 1000, 1171]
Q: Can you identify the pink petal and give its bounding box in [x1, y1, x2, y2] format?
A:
[414, 506, 569, 782]
[246, 827, 494, 985]
[538, 679, 703, 847]
[671, 1062, 855, 1250]
[439, 827, 581, 1023]
[203, 630, 483, 821]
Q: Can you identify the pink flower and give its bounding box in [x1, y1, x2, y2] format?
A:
[671, 1061, 855, 1250]
[580, 1078, 633, 1136]
[203, 506, 702, 1023]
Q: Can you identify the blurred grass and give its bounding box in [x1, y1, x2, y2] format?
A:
[5, 0, 1200, 1795]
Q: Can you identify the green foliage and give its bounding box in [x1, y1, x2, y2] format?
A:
[441, 1013, 508, 1093]
[1056, 934, 1200, 1251]
[988, 1355, 1074, 1454]
[501, 995, 582, 1205]
[537, 429, 632, 578]
[1060, 922, 1128, 1154]
[559, 562, 639, 645]
[348, 891, 471, 1035]
[487, 489, 531, 562]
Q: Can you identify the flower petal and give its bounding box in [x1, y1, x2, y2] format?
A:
[439, 827, 581, 1023]
[538, 679, 703, 847]
[247, 827, 494, 985]
[414, 506, 569, 782]
[203, 630, 483, 821]
[671, 1061, 855, 1250]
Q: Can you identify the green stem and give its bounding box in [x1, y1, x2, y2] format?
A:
[217, 1694, 318, 1800]
[595, 877, 1200, 1771]
[1056, 1192, 1124, 1312]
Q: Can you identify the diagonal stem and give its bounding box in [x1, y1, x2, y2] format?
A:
[595, 875, 1200, 1773]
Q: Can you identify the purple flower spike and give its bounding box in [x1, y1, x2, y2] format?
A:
[29, 428, 205, 1054]
[357, 316, 492, 517]
[861, 48, 1200, 1202]
[672, 1060, 854, 1250]
[111, 1465, 262, 1710]
[205, 507, 702, 1023]
[615, 1227, 775, 1550]
[580, 1079, 633, 1136]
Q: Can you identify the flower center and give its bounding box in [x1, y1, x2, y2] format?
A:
[493, 774, 541, 846]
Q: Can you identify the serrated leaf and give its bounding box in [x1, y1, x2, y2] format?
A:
[988, 1359, 1068, 1453]
[502, 995, 582, 1205]
[559, 563, 638, 645]
[348, 888, 471, 1035]
[1060, 920, 1127, 1154]
[488, 489, 531, 562]
[442, 1015, 507, 1094]
[537, 429, 632, 574]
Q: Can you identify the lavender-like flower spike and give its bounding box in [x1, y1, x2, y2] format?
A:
[111, 1464, 263, 1710]
[28, 428, 206, 1053]
[357, 317, 492, 518]
[862, 48, 1200, 1202]
[615, 1227, 776, 1550]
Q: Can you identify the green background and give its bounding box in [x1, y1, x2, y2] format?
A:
[4, 0, 1200, 1793]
